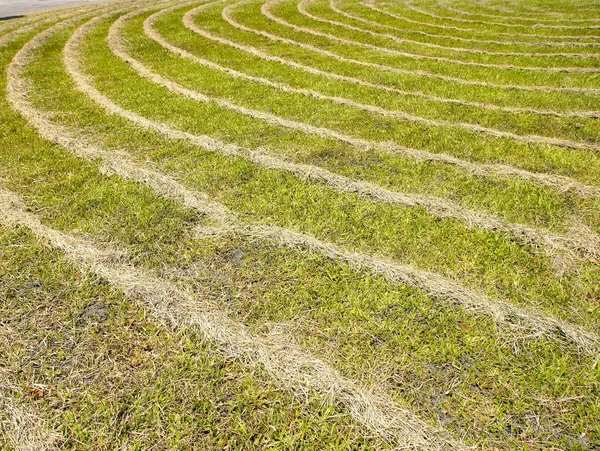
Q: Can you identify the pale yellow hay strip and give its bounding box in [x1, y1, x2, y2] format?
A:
[403, 1, 600, 30]
[0, 190, 463, 451]
[0, 5, 104, 47]
[244, 222, 600, 355]
[326, 0, 600, 58]
[269, 0, 600, 75]
[0, 16, 44, 36]
[47, 14, 600, 355]
[439, 3, 600, 24]
[223, 0, 600, 94]
[0, 386, 61, 451]
[365, 1, 600, 43]
[112, 11, 600, 261]
[180, 5, 600, 120]
[118, 14, 600, 185]
[362, 1, 600, 49]
[180, 8, 600, 196]
[0, 364, 60, 451]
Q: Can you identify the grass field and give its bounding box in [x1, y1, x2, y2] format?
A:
[0, 0, 599, 449]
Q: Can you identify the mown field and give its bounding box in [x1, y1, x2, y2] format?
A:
[0, 0, 599, 449]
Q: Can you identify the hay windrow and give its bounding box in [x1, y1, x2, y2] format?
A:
[363, 1, 600, 44]
[7, 12, 593, 356]
[0, 376, 61, 451]
[295, 0, 600, 73]
[0, 5, 102, 48]
[113, 10, 600, 261]
[326, 0, 600, 58]
[0, 186, 466, 450]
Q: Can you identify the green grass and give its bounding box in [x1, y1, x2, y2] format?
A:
[1, 1, 600, 450]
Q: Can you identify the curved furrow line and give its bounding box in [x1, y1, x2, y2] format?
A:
[439, 3, 600, 24]
[0, 16, 43, 37]
[0, 1, 114, 44]
[276, 0, 600, 75]
[223, 0, 600, 95]
[0, 7, 94, 47]
[145, 10, 600, 164]
[0, 402, 60, 451]
[162, 6, 600, 197]
[327, 0, 600, 58]
[0, 5, 70, 35]
[0, 381, 61, 451]
[116, 11, 600, 266]
[145, 6, 600, 154]
[362, 1, 600, 46]
[0, 189, 464, 451]
[55, 12, 600, 355]
[180, 6, 600, 120]
[0, 18, 483, 450]
[403, 1, 600, 30]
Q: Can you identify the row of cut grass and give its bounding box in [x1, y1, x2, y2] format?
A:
[208, 0, 600, 112]
[126, 6, 600, 233]
[1, 13, 599, 450]
[368, 1, 600, 43]
[300, 0, 600, 68]
[263, 0, 600, 88]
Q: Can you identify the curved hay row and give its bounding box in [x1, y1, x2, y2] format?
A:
[48, 13, 600, 355]
[326, 0, 600, 58]
[274, 0, 600, 74]
[0, 382, 61, 451]
[115, 10, 600, 264]
[223, 0, 600, 95]
[148, 4, 600, 199]
[403, 1, 600, 30]
[180, 6, 600, 120]
[144, 2, 600, 154]
[0, 187, 465, 451]
[0, 16, 43, 37]
[362, 1, 600, 46]
[0, 7, 95, 48]
[0, 17, 473, 450]
[0, 0, 115, 44]
[438, 3, 600, 24]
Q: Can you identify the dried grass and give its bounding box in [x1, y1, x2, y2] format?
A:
[0, 187, 467, 450]
[327, 0, 600, 58]
[363, 1, 600, 45]
[11, 14, 600, 356]
[295, 0, 600, 74]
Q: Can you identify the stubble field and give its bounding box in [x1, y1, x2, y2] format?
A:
[1, 0, 600, 449]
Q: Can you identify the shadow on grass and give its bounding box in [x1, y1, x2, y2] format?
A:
[0, 15, 25, 21]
